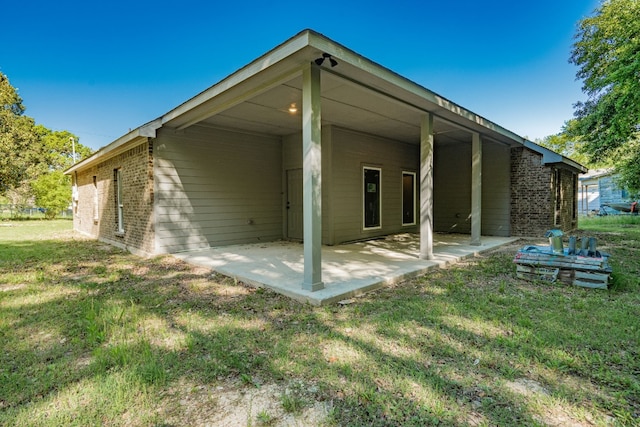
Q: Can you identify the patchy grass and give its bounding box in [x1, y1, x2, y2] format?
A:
[580, 214, 640, 232]
[0, 220, 638, 426]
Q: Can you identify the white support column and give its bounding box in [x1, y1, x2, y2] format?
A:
[419, 113, 434, 260]
[302, 64, 324, 291]
[470, 132, 482, 246]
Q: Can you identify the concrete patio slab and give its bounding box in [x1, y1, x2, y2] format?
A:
[173, 233, 519, 305]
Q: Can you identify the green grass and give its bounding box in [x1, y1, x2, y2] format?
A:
[1, 220, 639, 425]
[580, 214, 640, 232]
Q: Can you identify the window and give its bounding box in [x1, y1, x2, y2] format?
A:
[115, 169, 124, 233]
[363, 167, 381, 229]
[402, 172, 416, 226]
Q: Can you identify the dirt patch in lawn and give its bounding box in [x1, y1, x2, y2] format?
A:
[159, 379, 331, 426]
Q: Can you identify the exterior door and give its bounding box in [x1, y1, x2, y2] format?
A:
[287, 168, 303, 240]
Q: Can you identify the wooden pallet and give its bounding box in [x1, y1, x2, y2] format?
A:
[516, 265, 559, 282]
[514, 245, 610, 289]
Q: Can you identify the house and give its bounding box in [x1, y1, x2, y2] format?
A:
[65, 29, 586, 292]
[579, 169, 633, 215]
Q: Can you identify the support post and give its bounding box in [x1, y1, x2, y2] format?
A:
[471, 132, 482, 246]
[302, 64, 324, 291]
[420, 113, 434, 260]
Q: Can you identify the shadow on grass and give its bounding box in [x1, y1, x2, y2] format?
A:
[1, 233, 638, 425]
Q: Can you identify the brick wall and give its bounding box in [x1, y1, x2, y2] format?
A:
[72, 166, 99, 237]
[510, 147, 553, 236]
[510, 147, 578, 236]
[73, 140, 155, 256]
[554, 168, 578, 232]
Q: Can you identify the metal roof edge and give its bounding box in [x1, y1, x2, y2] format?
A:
[64, 118, 161, 175]
[305, 30, 527, 144]
[161, 30, 313, 126]
[67, 30, 582, 176]
[522, 140, 588, 173]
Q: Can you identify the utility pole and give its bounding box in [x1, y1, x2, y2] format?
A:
[70, 137, 76, 164]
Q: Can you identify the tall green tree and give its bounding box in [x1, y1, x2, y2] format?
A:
[0, 72, 43, 195]
[31, 170, 71, 219]
[537, 120, 593, 167]
[35, 125, 92, 171]
[569, 0, 640, 193]
[1, 71, 94, 217]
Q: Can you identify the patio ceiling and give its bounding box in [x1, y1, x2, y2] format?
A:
[65, 30, 587, 177]
[196, 73, 473, 146]
[161, 31, 522, 148]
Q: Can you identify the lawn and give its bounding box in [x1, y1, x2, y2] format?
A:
[1, 218, 638, 426]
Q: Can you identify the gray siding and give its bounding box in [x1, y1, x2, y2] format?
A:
[282, 127, 335, 244]
[330, 127, 419, 244]
[154, 125, 283, 253]
[283, 126, 418, 244]
[434, 140, 510, 236]
[434, 142, 471, 233]
[481, 141, 510, 236]
[599, 175, 628, 205]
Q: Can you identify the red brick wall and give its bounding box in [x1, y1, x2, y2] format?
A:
[73, 140, 155, 256]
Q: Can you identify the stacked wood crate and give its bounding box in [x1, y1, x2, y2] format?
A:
[513, 243, 611, 289]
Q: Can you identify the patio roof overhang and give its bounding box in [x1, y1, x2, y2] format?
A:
[67, 29, 556, 176]
[160, 29, 525, 146]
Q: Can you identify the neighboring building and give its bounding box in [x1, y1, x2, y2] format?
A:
[65, 30, 585, 290]
[579, 169, 633, 215]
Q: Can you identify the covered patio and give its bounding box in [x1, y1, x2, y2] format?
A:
[174, 233, 519, 305]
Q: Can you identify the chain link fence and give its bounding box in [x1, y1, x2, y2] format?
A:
[0, 204, 72, 219]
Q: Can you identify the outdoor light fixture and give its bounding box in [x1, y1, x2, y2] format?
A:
[288, 103, 298, 113]
[314, 53, 338, 67]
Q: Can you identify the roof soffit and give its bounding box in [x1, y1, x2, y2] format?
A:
[160, 30, 524, 146]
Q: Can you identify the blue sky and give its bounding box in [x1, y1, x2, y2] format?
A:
[3, 0, 599, 151]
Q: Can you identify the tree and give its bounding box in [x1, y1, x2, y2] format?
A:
[31, 171, 71, 219]
[0, 72, 43, 195]
[569, 0, 640, 193]
[1, 71, 93, 217]
[35, 125, 93, 171]
[537, 120, 593, 167]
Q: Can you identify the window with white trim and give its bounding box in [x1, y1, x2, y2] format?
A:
[363, 167, 382, 229]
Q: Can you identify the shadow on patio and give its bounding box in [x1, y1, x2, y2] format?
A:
[173, 233, 519, 305]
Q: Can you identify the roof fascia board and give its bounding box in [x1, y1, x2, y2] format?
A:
[523, 140, 588, 173]
[321, 66, 512, 145]
[162, 31, 312, 126]
[175, 66, 302, 130]
[306, 30, 526, 145]
[64, 118, 161, 175]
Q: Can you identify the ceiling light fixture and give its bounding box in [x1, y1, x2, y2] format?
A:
[314, 53, 338, 67]
[288, 103, 298, 113]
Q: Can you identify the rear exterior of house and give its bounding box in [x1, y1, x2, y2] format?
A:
[70, 127, 581, 257]
[72, 140, 154, 256]
[68, 30, 585, 271]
